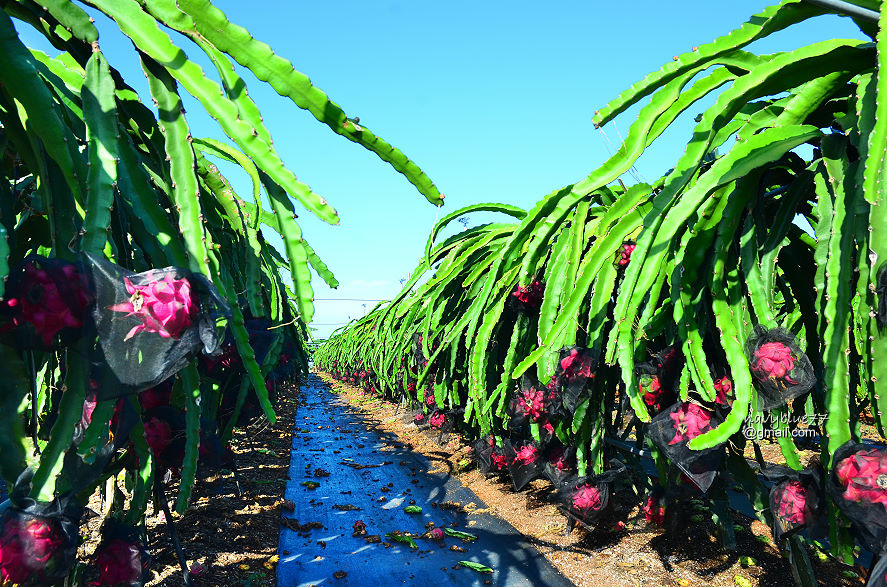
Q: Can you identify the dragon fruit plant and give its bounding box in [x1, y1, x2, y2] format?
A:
[0, 0, 442, 582]
[315, 1, 887, 581]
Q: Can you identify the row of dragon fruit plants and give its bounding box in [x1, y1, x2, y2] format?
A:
[315, 1, 887, 583]
[0, 0, 443, 583]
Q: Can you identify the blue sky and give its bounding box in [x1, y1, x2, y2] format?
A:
[15, 1, 868, 337]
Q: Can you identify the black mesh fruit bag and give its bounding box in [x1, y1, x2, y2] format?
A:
[0, 255, 93, 350]
[0, 471, 82, 585]
[543, 443, 576, 488]
[556, 346, 598, 381]
[552, 346, 598, 413]
[828, 441, 887, 553]
[245, 318, 275, 366]
[142, 406, 187, 473]
[509, 280, 544, 314]
[868, 547, 887, 587]
[503, 439, 544, 492]
[473, 435, 497, 475]
[411, 332, 425, 365]
[412, 410, 430, 430]
[83, 252, 229, 395]
[556, 462, 626, 529]
[762, 464, 824, 543]
[647, 402, 724, 493]
[72, 391, 138, 478]
[92, 519, 151, 587]
[636, 361, 666, 415]
[653, 345, 683, 392]
[428, 409, 459, 445]
[744, 325, 816, 410]
[428, 410, 449, 432]
[507, 374, 556, 430]
[473, 435, 509, 476]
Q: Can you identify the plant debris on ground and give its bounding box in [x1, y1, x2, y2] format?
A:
[78, 388, 301, 585]
[320, 372, 866, 587]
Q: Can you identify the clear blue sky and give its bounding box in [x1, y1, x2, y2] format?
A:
[16, 1, 867, 338]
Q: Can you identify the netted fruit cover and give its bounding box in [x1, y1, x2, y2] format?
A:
[73, 387, 138, 477]
[636, 361, 667, 415]
[473, 435, 508, 476]
[508, 280, 544, 314]
[636, 346, 684, 415]
[91, 519, 151, 587]
[556, 462, 625, 528]
[712, 375, 734, 407]
[642, 489, 667, 526]
[0, 471, 82, 585]
[83, 253, 229, 395]
[655, 345, 684, 393]
[429, 409, 462, 444]
[507, 374, 557, 430]
[762, 465, 824, 543]
[412, 410, 430, 430]
[142, 406, 187, 473]
[200, 340, 239, 380]
[552, 346, 598, 413]
[647, 402, 724, 493]
[411, 332, 426, 365]
[245, 318, 275, 366]
[503, 439, 544, 491]
[868, 549, 887, 587]
[616, 240, 636, 268]
[0, 255, 93, 350]
[744, 325, 816, 410]
[197, 419, 232, 471]
[428, 410, 449, 431]
[543, 443, 576, 488]
[827, 441, 887, 553]
[405, 378, 417, 397]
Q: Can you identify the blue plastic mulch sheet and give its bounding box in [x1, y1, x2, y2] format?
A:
[277, 375, 573, 587]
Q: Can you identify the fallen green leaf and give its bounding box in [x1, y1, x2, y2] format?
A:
[734, 576, 751, 587]
[404, 505, 422, 514]
[739, 555, 756, 567]
[444, 528, 477, 542]
[458, 561, 493, 574]
[385, 532, 418, 549]
[841, 570, 858, 579]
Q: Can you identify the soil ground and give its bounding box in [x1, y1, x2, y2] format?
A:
[78, 387, 299, 586]
[313, 372, 868, 587]
[79, 372, 871, 586]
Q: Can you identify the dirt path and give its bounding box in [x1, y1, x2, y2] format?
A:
[313, 371, 865, 587]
